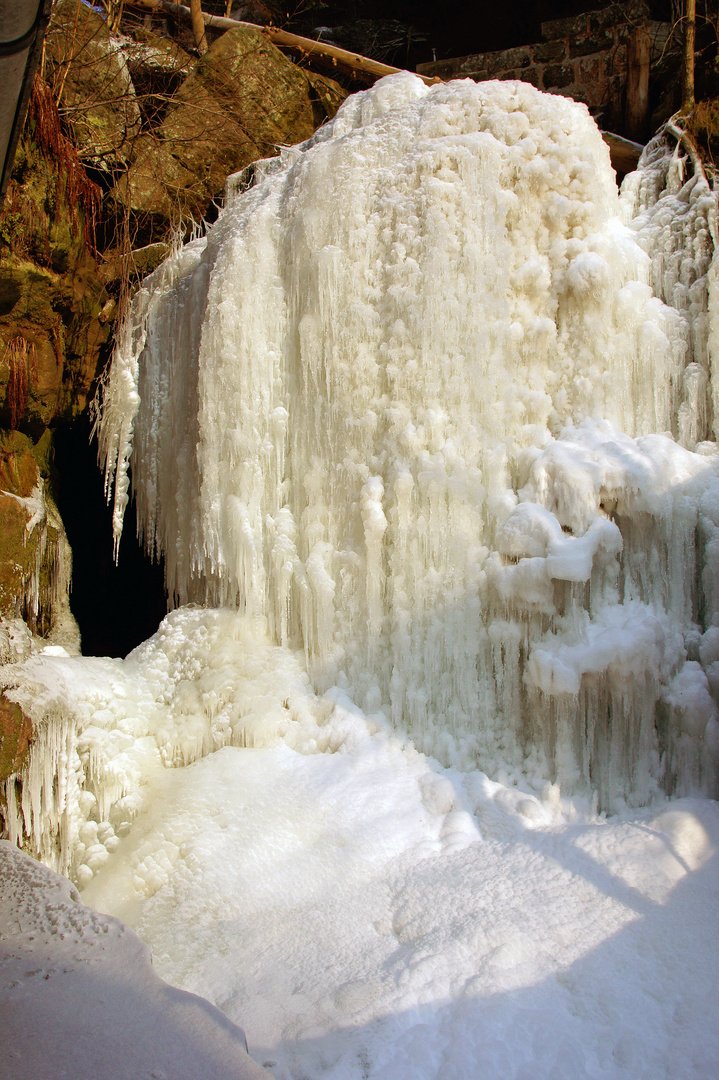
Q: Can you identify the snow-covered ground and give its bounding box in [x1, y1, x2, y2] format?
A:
[82, 707, 719, 1080]
[4, 608, 718, 1079]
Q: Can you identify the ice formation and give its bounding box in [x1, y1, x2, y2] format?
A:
[92, 75, 719, 808]
[0, 608, 334, 879]
[2, 75, 719, 887]
[2, 77, 719, 1079]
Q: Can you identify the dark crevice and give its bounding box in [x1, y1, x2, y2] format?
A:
[52, 419, 167, 658]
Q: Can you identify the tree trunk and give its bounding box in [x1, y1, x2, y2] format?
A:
[682, 0, 695, 110]
[190, 0, 208, 54]
[626, 23, 650, 141]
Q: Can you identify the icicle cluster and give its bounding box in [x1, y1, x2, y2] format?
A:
[0, 608, 339, 883]
[619, 126, 718, 447]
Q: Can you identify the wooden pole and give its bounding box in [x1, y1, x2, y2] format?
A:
[189, 0, 208, 54]
[682, 0, 695, 110]
[625, 23, 650, 141]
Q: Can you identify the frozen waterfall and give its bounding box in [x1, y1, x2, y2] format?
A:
[96, 74, 719, 811]
[3, 74, 719, 886]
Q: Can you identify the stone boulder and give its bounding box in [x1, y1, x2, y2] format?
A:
[44, 0, 141, 169]
[110, 25, 346, 238]
[120, 26, 196, 131]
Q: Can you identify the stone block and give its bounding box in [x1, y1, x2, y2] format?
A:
[533, 40, 567, 63]
[543, 63, 576, 89]
[578, 56, 604, 83]
[541, 14, 589, 41]
[649, 21, 671, 63]
[417, 55, 486, 78]
[488, 47, 532, 73]
[589, 4, 626, 32]
[519, 68, 541, 88]
[569, 30, 616, 58]
[455, 53, 490, 75]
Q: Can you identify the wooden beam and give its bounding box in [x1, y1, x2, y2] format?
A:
[601, 131, 644, 175]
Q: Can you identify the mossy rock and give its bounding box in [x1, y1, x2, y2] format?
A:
[0, 433, 44, 620]
[0, 109, 111, 426]
[111, 25, 347, 238]
[0, 431, 73, 643]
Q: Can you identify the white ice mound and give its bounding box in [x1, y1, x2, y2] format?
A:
[0, 840, 270, 1079]
[89, 75, 719, 809]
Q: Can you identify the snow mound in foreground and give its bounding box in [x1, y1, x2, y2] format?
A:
[0, 840, 271, 1080]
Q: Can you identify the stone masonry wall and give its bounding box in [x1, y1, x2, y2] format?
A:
[417, 2, 670, 135]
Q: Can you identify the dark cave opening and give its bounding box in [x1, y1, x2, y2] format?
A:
[52, 420, 168, 658]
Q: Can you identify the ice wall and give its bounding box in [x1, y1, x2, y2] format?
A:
[87, 75, 719, 810]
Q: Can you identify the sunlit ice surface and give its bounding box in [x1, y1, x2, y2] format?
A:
[3, 70, 719, 1078]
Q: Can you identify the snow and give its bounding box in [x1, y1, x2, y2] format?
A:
[77, 727, 719, 1080]
[0, 840, 270, 1080]
[1, 611, 718, 1079]
[2, 74, 719, 1079]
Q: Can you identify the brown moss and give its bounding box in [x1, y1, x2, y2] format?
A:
[27, 75, 102, 258]
[4, 336, 37, 430]
[686, 98, 719, 168]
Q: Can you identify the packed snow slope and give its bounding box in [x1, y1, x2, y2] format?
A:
[3, 612, 719, 1080]
[0, 840, 269, 1080]
[97, 73, 719, 809]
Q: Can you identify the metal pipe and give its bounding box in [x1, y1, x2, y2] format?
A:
[0, 0, 53, 205]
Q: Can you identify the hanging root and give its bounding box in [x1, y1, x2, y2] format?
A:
[4, 337, 37, 430]
[27, 75, 102, 257]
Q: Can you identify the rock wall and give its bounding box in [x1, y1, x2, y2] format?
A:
[0, 79, 110, 429]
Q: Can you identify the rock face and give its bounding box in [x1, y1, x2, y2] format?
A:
[0, 79, 110, 427]
[111, 25, 346, 239]
[1, 17, 347, 430]
[0, 694, 33, 784]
